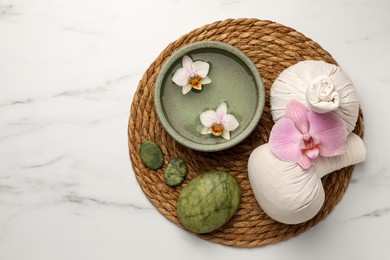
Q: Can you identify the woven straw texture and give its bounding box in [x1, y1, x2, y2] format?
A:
[128, 18, 364, 247]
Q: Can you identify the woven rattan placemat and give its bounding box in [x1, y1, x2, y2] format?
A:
[128, 18, 364, 247]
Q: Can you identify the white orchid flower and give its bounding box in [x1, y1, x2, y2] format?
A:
[199, 102, 239, 140]
[172, 55, 211, 94]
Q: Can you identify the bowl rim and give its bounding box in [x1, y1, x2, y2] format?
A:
[154, 41, 265, 152]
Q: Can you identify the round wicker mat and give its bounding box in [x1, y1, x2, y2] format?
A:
[128, 18, 364, 247]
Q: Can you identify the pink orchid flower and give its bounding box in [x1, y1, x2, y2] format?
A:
[269, 100, 347, 169]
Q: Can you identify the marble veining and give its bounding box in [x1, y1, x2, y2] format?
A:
[55, 73, 131, 97]
[352, 207, 390, 219]
[62, 193, 152, 211]
[0, 0, 389, 259]
[22, 155, 68, 169]
[0, 4, 18, 18]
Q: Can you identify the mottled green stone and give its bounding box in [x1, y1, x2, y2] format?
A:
[139, 141, 164, 170]
[164, 157, 187, 187]
[177, 170, 241, 233]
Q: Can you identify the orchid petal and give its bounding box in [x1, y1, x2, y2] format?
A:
[172, 68, 189, 86]
[192, 83, 202, 90]
[285, 100, 310, 134]
[182, 55, 193, 72]
[182, 84, 192, 95]
[305, 148, 319, 159]
[215, 102, 227, 123]
[221, 130, 230, 140]
[201, 127, 212, 135]
[222, 114, 239, 131]
[193, 61, 210, 78]
[269, 118, 303, 164]
[297, 155, 313, 169]
[319, 143, 345, 157]
[202, 77, 212, 84]
[200, 110, 217, 127]
[308, 111, 347, 155]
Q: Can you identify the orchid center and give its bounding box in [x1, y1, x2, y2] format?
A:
[211, 123, 224, 136]
[189, 75, 202, 90]
[301, 135, 320, 159]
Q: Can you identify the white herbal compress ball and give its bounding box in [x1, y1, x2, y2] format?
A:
[270, 60, 360, 133]
[248, 60, 366, 225]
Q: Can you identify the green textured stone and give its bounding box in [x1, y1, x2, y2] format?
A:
[177, 170, 241, 233]
[164, 157, 187, 187]
[139, 141, 164, 170]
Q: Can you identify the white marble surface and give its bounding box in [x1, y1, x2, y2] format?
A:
[1, 0, 389, 259]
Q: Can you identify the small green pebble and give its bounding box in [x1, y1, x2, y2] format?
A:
[139, 141, 164, 170]
[164, 157, 187, 187]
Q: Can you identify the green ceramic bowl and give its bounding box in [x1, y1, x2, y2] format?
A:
[154, 41, 265, 152]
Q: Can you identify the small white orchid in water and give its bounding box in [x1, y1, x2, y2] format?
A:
[200, 102, 239, 140]
[172, 55, 211, 94]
